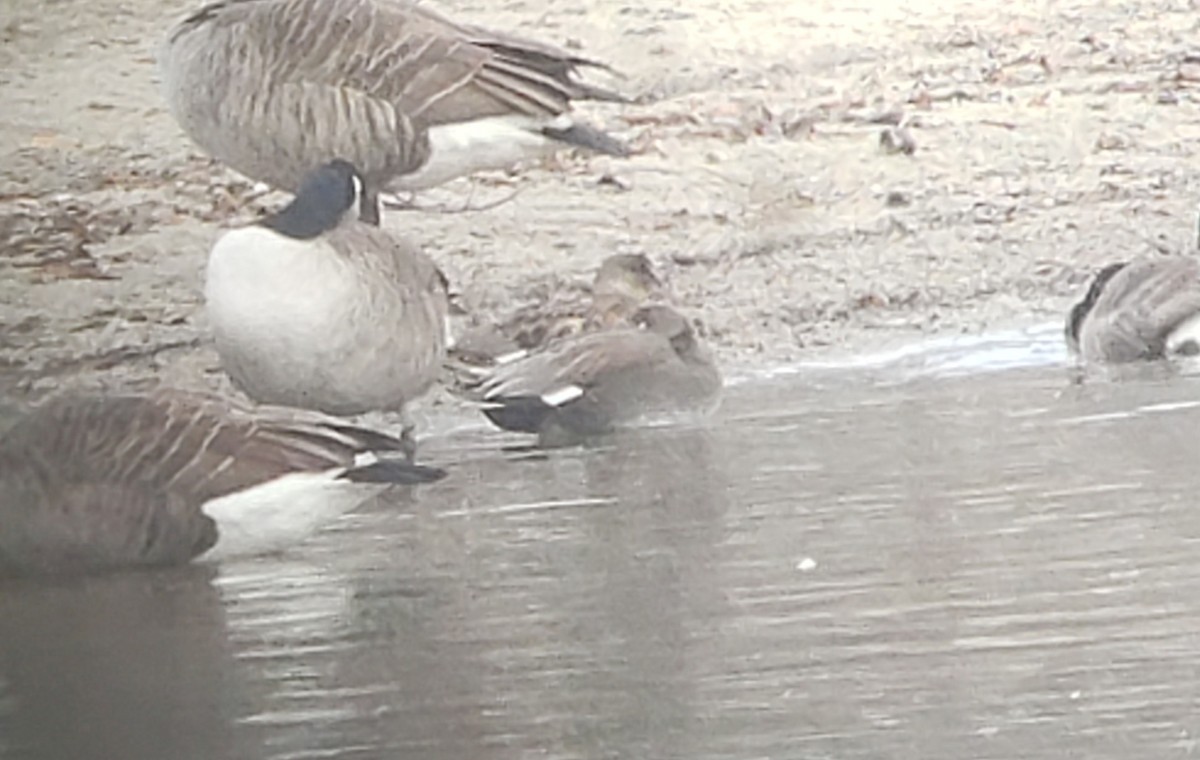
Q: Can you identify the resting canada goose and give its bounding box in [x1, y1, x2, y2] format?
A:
[1066, 256, 1200, 363]
[161, 0, 628, 208]
[472, 305, 722, 445]
[449, 253, 665, 375]
[205, 160, 449, 424]
[0, 391, 445, 578]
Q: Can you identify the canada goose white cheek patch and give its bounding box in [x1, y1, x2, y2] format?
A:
[541, 385, 584, 407]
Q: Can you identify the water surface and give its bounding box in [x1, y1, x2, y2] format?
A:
[5, 334, 1200, 760]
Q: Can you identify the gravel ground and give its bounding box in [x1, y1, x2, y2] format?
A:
[2, 0, 1199, 424]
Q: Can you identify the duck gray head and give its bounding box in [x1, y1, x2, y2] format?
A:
[594, 254, 663, 300]
[1065, 261, 1129, 350]
[260, 160, 374, 239]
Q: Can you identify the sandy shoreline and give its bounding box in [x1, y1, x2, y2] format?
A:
[2, 0, 1199, 417]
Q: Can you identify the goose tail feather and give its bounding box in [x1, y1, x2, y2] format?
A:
[541, 123, 628, 157]
[340, 459, 447, 485]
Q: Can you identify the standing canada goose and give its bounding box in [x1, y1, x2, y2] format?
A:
[449, 253, 665, 376]
[160, 0, 628, 208]
[471, 305, 722, 445]
[0, 391, 445, 578]
[1066, 256, 1200, 363]
[205, 160, 449, 428]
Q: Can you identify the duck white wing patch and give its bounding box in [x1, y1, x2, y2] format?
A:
[494, 349, 530, 366]
[541, 384, 585, 407]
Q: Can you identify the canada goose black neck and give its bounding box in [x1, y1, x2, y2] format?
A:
[1066, 261, 1129, 346]
[261, 160, 360, 240]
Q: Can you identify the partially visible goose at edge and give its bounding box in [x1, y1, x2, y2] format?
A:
[205, 160, 449, 434]
[470, 305, 722, 446]
[160, 0, 629, 210]
[0, 391, 445, 578]
[1066, 256, 1200, 363]
[448, 253, 666, 379]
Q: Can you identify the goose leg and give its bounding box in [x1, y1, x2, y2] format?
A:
[397, 409, 418, 463]
[359, 188, 382, 226]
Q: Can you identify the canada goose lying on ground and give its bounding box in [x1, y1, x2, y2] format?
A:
[161, 0, 628, 209]
[470, 305, 722, 446]
[206, 160, 449, 432]
[0, 391, 445, 578]
[1066, 256, 1200, 363]
[448, 253, 665, 375]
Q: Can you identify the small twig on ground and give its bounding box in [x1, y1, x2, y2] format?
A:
[381, 186, 526, 214]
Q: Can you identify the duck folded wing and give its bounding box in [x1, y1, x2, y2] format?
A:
[478, 329, 674, 401]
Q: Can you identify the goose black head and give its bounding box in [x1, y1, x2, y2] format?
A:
[261, 160, 363, 240]
[1065, 261, 1128, 350]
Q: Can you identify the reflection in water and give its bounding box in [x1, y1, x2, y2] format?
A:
[6, 350, 1200, 759]
[0, 566, 258, 760]
[220, 427, 736, 759]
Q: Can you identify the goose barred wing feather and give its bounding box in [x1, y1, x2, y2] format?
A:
[0, 392, 410, 505]
[0, 391, 430, 575]
[163, 0, 628, 193]
[258, 80, 429, 188]
[417, 4, 628, 105]
[171, 0, 605, 125]
[0, 481, 218, 576]
[1081, 258, 1200, 362]
[0, 394, 235, 573]
[168, 0, 440, 186]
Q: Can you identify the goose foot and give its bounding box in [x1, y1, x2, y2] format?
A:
[380, 191, 419, 211]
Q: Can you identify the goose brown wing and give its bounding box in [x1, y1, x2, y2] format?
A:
[1084, 258, 1200, 360]
[234, 0, 601, 124]
[0, 392, 409, 504]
